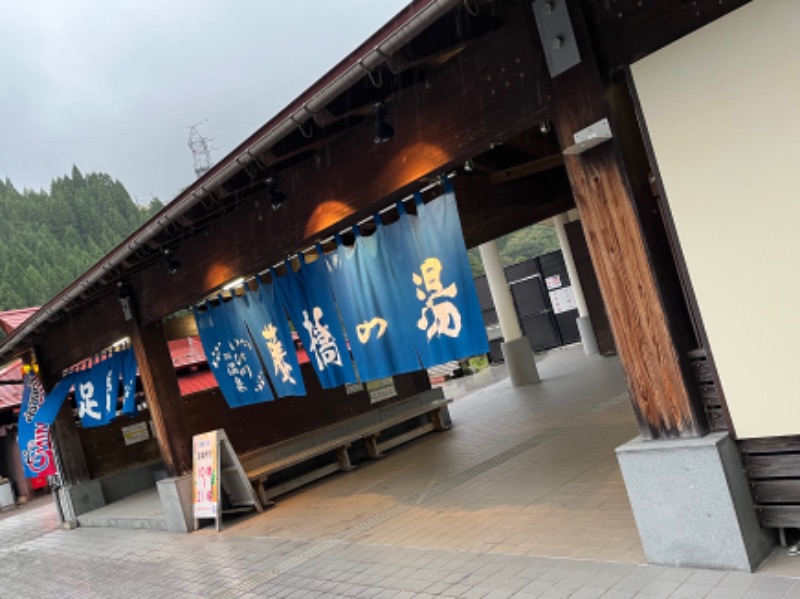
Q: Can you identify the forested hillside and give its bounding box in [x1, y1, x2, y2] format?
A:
[0, 167, 163, 311]
[467, 223, 561, 277]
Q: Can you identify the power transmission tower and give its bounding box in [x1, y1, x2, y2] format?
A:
[187, 124, 213, 178]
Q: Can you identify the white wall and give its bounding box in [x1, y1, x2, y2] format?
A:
[631, 0, 800, 438]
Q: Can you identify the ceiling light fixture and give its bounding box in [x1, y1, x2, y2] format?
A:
[373, 102, 395, 144]
[265, 177, 287, 210]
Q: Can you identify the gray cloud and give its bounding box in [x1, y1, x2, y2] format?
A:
[0, 1, 409, 203]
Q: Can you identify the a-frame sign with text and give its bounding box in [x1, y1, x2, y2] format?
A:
[192, 429, 262, 531]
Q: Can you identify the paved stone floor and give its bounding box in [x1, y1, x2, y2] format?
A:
[4, 346, 800, 597]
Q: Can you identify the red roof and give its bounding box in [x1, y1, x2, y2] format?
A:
[0, 308, 39, 335]
[178, 370, 217, 396]
[0, 360, 23, 411]
[169, 336, 207, 369]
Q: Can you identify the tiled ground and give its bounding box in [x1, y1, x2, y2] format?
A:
[4, 346, 800, 597]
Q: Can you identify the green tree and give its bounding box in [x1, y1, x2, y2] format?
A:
[468, 224, 561, 277]
[0, 169, 162, 311]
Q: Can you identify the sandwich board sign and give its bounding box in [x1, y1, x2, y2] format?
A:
[192, 429, 262, 531]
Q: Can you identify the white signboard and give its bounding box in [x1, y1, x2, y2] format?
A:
[121, 422, 150, 446]
[193, 429, 262, 532]
[193, 431, 220, 522]
[549, 286, 577, 315]
[545, 274, 562, 290]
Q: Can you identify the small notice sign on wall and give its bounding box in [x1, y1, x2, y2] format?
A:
[121, 422, 150, 446]
[549, 286, 578, 315]
[545, 274, 562, 290]
[367, 377, 397, 404]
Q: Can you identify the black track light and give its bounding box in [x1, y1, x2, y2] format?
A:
[265, 177, 287, 210]
[373, 102, 394, 144]
[164, 249, 181, 275]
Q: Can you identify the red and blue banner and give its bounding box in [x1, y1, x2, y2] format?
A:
[18, 373, 58, 479]
[32, 371, 76, 427]
[193, 298, 274, 408]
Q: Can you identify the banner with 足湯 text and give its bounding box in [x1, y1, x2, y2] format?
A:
[72, 353, 121, 428]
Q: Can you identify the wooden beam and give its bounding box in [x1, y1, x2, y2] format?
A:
[547, 0, 706, 439]
[163, 313, 198, 341]
[488, 154, 565, 185]
[581, 0, 749, 76]
[130, 318, 192, 476]
[35, 292, 131, 379]
[455, 174, 575, 248]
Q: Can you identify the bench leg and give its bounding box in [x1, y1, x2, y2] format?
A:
[252, 477, 274, 509]
[336, 446, 354, 472]
[430, 407, 451, 431]
[365, 434, 385, 459]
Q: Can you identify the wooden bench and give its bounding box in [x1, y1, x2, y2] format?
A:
[238, 390, 452, 507]
[739, 435, 800, 544]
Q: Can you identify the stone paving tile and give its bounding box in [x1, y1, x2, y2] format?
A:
[4, 349, 800, 597]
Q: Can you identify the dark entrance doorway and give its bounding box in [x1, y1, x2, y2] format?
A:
[476, 249, 586, 362]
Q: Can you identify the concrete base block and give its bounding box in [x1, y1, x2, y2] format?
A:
[62, 480, 105, 518]
[157, 475, 194, 533]
[576, 315, 599, 356]
[100, 462, 164, 503]
[501, 336, 540, 387]
[617, 433, 775, 571]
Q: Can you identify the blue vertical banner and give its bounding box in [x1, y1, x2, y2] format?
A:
[326, 223, 422, 381]
[73, 356, 118, 428]
[273, 257, 358, 389]
[119, 348, 138, 416]
[193, 298, 274, 408]
[18, 373, 59, 479]
[235, 281, 306, 398]
[383, 182, 488, 366]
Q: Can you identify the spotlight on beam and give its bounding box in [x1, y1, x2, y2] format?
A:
[265, 177, 287, 210]
[164, 249, 181, 275]
[373, 102, 395, 144]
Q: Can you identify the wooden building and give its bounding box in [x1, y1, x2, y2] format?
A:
[0, 0, 795, 571]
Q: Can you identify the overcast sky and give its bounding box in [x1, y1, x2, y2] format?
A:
[0, 1, 409, 205]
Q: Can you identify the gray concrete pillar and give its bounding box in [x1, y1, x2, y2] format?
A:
[478, 240, 540, 386]
[616, 433, 775, 571]
[552, 213, 599, 355]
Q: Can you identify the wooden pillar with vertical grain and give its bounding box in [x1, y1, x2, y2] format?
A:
[130, 318, 193, 476]
[546, 0, 707, 439]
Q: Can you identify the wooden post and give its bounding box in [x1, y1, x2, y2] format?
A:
[547, 0, 707, 439]
[130, 318, 193, 476]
